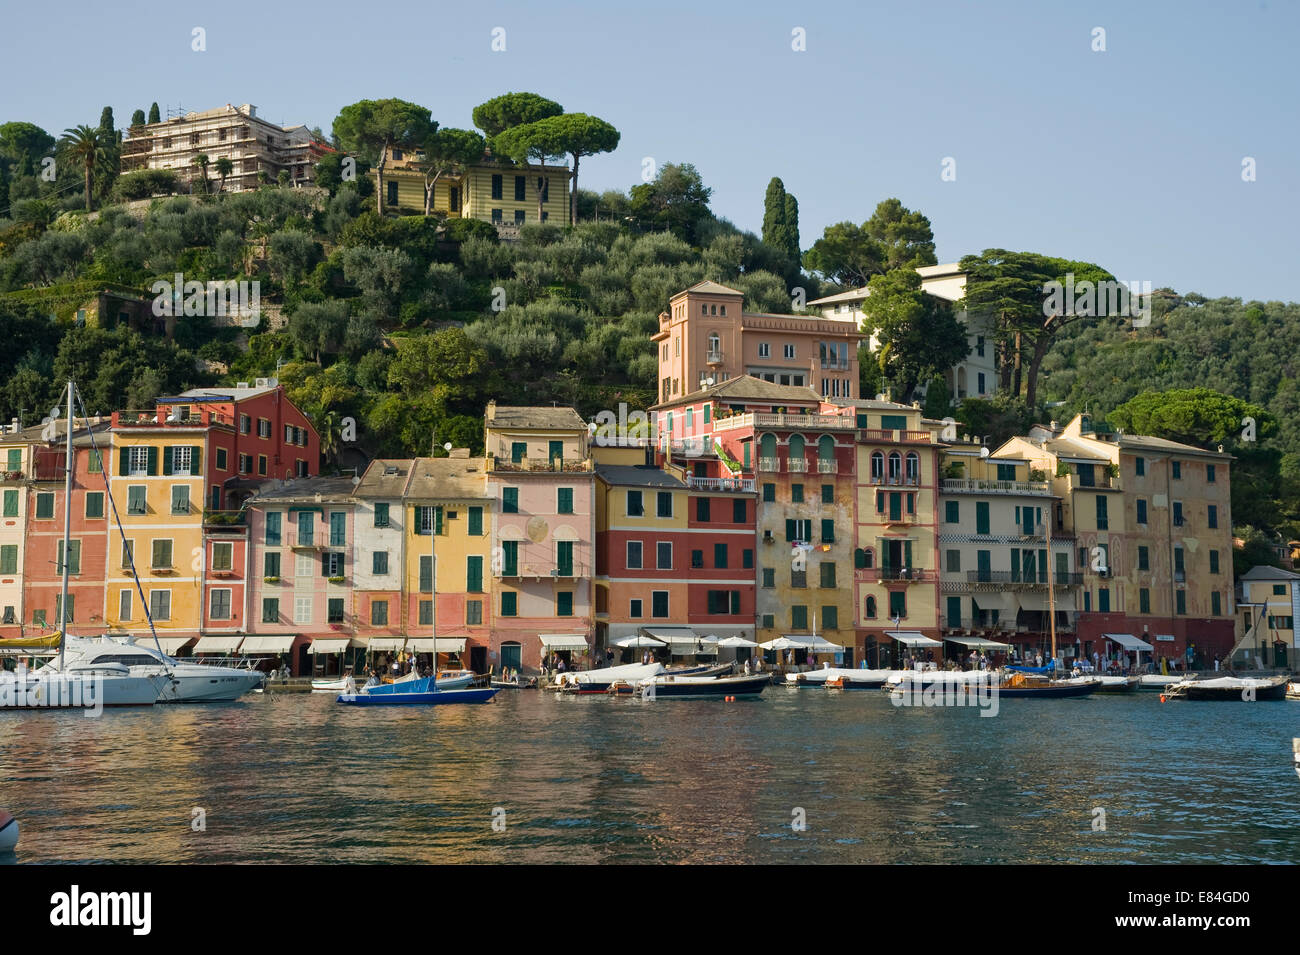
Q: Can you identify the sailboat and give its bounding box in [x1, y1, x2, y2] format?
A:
[338, 481, 498, 706]
[0, 382, 170, 710]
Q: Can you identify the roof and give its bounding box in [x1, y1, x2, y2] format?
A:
[1239, 565, 1300, 581]
[672, 280, 744, 298]
[248, 476, 358, 505]
[808, 288, 870, 307]
[355, 458, 415, 498]
[485, 404, 586, 432]
[171, 383, 279, 402]
[406, 456, 490, 500]
[595, 465, 686, 489]
[0, 419, 112, 445]
[659, 374, 821, 409]
[1115, 434, 1232, 459]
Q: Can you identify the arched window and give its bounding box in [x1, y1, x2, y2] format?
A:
[759, 433, 777, 459]
[888, 451, 902, 481]
[865, 595, 877, 619]
[818, 435, 835, 460]
[708, 332, 719, 351]
[906, 451, 920, 484]
[788, 434, 806, 458]
[871, 451, 884, 481]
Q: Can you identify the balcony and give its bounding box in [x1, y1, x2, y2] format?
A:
[856, 567, 937, 583]
[488, 455, 592, 473]
[686, 476, 756, 492]
[966, 570, 1083, 587]
[705, 350, 724, 365]
[942, 478, 1050, 495]
[869, 474, 921, 487]
[202, 509, 247, 527]
[758, 457, 781, 472]
[820, 357, 851, 370]
[817, 460, 838, 474]
[787, 458, 808, 473]
[112, 409, 231, 428]
[884, 511, 922, 525]
[0, 470, 24, 484]
[713, 412, 857, 433]
[290, 538, 322, 551]
[495, 563, 588, 580]
[859, 428, 933, 444]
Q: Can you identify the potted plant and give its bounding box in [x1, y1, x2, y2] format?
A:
[263, 575, 280, 583]
[328, 576, 345, 585]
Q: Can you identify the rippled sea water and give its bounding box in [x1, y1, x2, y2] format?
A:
[2, 688, 1298, 864]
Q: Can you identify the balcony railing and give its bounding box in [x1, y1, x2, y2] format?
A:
[495, 563, 588, 579]
[113, 409, 231, 428]
[883, 511, 922, 524]
[686, 476, 755, 492]
[820, 357, 851, 370]
[787, 458, 808, 473]
[869, 474, 920, 487]
[856, 567, 937, 583]
[859, 428, 932, 444]
[942, 478, 1050, 495]
[713, 412, 857, 433]
[758, 457, 781, 472]
[966, 570, 1084, 586]
[817, 460, 838, 473]
[705, 350, 724, 364]
[488, 455, 592, 473]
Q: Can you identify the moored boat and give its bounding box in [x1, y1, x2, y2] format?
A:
[43, 634, 263, 702]
[337, 685, 500, 706]
[785, 667, 893, 689]
[618, 672, 771, 699]
[553, 662, 664, 693]
[0, 810, 17, 853]
[1138, 674, 1182, 691]
[1060, 674, 1139, 693]
[1164, 675, 1288, 701]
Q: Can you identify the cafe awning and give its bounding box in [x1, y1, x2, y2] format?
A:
[240, 635, 295, 654]
[887, 631, 943, 648]
[308, 638, 351, 655]
[946, 635, 1011, 650]
[539, 634, 589, 650]
[780, 634, 844, 650]
[1015, 593, 1050, 612]
[149, 637, 193, 654]
[717, 635, 759, 648]
[1103, 632, 1154, 652]
[641, 627, 705, 647]
[194, 635, 244, 654]
[368, 637, 406, 652]
[408, 638, 466, 653]
[973, 593, 1017, 615]
[615, 634, 666, 648]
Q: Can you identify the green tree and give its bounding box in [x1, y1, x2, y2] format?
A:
[130, 109, 146, 127]
[762, 177, 800, 265]
[471, 92, 563, 139]
[493, 113, 620, 224]
[213, 157, 233, 193]
[628, 162, 714, 245]
[191, 153, 210, 195]
[0, 122, 55, 168]
[96, 107, 119, 200]
[860, 267, 969, 402]
[148, 103, 161, 124]
[1108, 388, 1275, 446]
[332, 99, 434, 215]
[416, 127, 484, 215]
[58, 125, 104, 211]
[804, 199, 936, 289]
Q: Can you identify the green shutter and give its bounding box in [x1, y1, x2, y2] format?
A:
[162, 446, 173, 475]
[730, 591, 740, 614]
[468, 506, 483, 535]
[191, 446, 202, 475]
[786, 519, 795, 542]
[434, 506, 443, 535]
[118, 449, 128, 475]
[146, 446, 158, 475]
[467, 555, 483, 593]
[321, 553, 329, 576]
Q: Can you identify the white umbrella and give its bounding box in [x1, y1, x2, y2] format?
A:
[760, 636, 804, 650]
[614, 634, 667, 648]
[717, 635, 759, 648]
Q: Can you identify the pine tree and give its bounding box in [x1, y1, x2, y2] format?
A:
[130, 109, 146, 127]
[148, 102, 160, 124]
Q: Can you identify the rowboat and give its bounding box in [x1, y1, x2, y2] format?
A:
[337, 686, 500, 706]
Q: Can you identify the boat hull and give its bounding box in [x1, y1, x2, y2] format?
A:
[337, 687, 500, 706]
[1182, 682, 1287, 701]
[0, 812, 16, 853]
[786, 667, 892, 689]
[0, 671, 166, 707]
[625, 673, 771, 699]
[157, 667, 264, 702]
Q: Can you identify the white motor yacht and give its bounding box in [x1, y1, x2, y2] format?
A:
[0, 662, 169, 708]
[40, 635, 264, 702]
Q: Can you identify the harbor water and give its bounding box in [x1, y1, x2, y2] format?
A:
[2, 689, 1298, 864]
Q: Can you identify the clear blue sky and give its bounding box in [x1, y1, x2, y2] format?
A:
[6, 0, 1296, 300]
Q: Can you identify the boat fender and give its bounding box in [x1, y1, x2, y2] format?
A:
[1159, 694, 1166, 703]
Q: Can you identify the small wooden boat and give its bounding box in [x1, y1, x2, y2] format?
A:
[0, 810, 17, 853]
[1286, 681, 1300, 701]
[1163, 675, 1288, 701]
[490, 676, 538, 690]
[337, 686, 500, 706]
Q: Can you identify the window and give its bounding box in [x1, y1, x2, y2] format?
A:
[627, 491, 644, 517]
[419, 556, 433, 593]
[1176, 590, 1186, 615]
[758, 343, 770, 359]
[557, 488, 574, 515]
[652, 591, 669, 618]
[1136, 499, 1147, 525]
[328, 598, 345, 623]
[696, 497, 711, 522]
[2, 489, 16, 517]
[240, 414, 251, 435]
[557, 592, 574, 617]
[657, 542, 672, 570]
[387, 181, 398, 206]
[264, 552, 280, 577]
[1134, 456, 1145, 477]
[1207, 464, 1216, 483]
[370, 600, 389, 625]
[374, 503, 390, 528]
[87, 449, 102, 473]
[1137, 546, 1149, 571]
[556, 542, 573, 577]
[1173, 502, 1184, 527]
[946, 549, 961, 573]
[500, 592, 517, 617]
[258, 455, 267, 476]
[128, 446, 150, 475]
[821, 519, 835, 544]
[889, 591, 907, 620]
[714, 543, 728, 569]
[783, 344, 796, 359]
[414, 506, 436, 535]
[785, 518, 812, 542]
[297, 514, 314, 547]
[946, 596, 961, 628]
[1211, 591, 1222, 616]
[1208, 505, 1218, 529]
[503, 487, 519, 513]
[763, 483, 775, 502]
[1269, 614, 1294, 629]
[239, 454, 252, 474]
[372, 551, 389, 575]
[151, 539, 172, 569]
[258, 419, 272, 439]
[293, 598, 314, 625]
[0, 545, 16, 574]
[1209, 549, 1219, 574]
[1172, 460, 1181, 479]
[1139, 588, 1150, 614]
[149, 590, 170, 621]
[466, 600, 482, 625]
[789, 605, 808, 630]
[1098, 588, 1110, 613]
[762, 567, 775, 588]
[36, 492, 55, 519]
[630, 598, 643, 618]
[491, 208, 503, 224]
[1095, 495, 1108, 530]
[212, 542, 233, 571]
[501, 540, 518, 576]
[820, 562, 836, 588]
[821, 484, 834, 505]
[975, 501, 990, 535]
[514, 209, 525, 225]
[210, 590, 232, 620]
[169, 445, 192, 475]
[626, 541, 643, 570]
[513, 174, 526, 202]
[263, 511, 282, 546]
[945, 500, 959, 523]
[119, 590, 132, 622]
[491, 174, 503, 199]
[85, 491, 104, 519]
[171, 485, 190, 515]
[657, 492, 673, 518]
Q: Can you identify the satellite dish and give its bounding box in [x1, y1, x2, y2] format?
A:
[443, 442, 452, 452]
[979, 447, 990, 458]
[351, 475, 361, 487]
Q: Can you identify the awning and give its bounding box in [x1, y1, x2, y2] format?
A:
[973, 593, 1017, 614]
[1016, 593, 1050, 612]
[615, 634, 666, 648]
[886, 631, 944, 648]
[641, 627, 700, 646]
[152, 637, 193, 654]
[308, 638, 351, 655]
[1103, 632, 1154, 652]
[539, 634, 589, 650]
[368, 638, 406, 652]
[717, 635, 759, 648]
[779, 634, 844, 650]
[946, 635, 1011, 650]
[407, 638, 466, 653]
[1052, 591, 1077, 613]
[240, 635, 295, 654]
[194, 635, 244, 654]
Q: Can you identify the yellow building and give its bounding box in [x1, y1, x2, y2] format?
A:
[402, 454, 494, 672]
[375, 144, 572, 229]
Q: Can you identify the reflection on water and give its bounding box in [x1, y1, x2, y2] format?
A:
[2, 690, 1298, 864]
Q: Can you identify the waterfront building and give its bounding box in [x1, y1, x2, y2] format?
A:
[372, 144, 572, 232]
[808, 263, 999, 401]
[999, 413, 1235, 663]
[0, 424, 35, 637]
[652, 281, 864, 403]
[351, 459, 412, 649]
[120, 103, 332, 193]
[402, 454, 495, 672]
[244, 477, 357, 673]
[935, 437, 1081, 657]
[484, 404, 595, 671]
[1234, 565, 1300, 668]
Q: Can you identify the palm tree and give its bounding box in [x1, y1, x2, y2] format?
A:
[59, 125, 102, 212]
[213, 157, 233, 193]
[319, 411, 341, 465]
[191, 153, 211, 194]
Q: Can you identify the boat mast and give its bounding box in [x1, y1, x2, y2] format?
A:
[57, 380, 74, 671]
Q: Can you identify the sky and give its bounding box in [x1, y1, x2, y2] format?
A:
[4, 0, 1297, 300]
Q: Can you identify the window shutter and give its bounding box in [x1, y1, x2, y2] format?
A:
[321, 553, 329, 576]
[191, 446, 202, 474]
[435, 506, 443, 535]
[146, 446, 158, 475]
[786, 519, 795, 542]
[730, 591, 740, 615]
[904, 540, 912, 568]
[118, 449, 128, 475]
[162, 446, 173, 475]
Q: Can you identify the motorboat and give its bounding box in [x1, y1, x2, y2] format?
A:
[617, 671, 771, 699]
[885, 669, 1100, 699]
[39, 634, 263, 703]
[0, 661, 169, 708]
[337, 685, 499, 706]
[552, 662, 664, 693]
[1163, 675, 1288, 701]
[784, 666, 893, 689]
